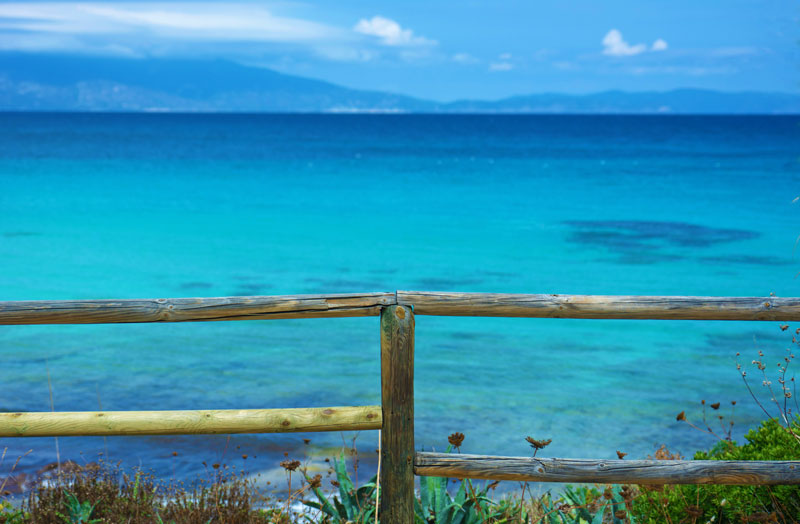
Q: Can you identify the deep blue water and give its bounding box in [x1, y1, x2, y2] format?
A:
[1, 113, 799, 491]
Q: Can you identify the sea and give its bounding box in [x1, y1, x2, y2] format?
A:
[0, 113, 798, 491]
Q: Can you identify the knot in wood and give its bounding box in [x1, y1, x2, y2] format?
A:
[395, 306, 406, 319]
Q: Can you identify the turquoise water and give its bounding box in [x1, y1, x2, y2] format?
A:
[1, 113, 799, 485]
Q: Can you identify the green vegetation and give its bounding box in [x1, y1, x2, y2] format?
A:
[1, 418, 798, 524]
[634, 417, 800, 524]
[0, 462, 281, 524]
[302, 451, 378, 523]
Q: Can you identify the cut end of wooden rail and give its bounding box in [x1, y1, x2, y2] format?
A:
[0, 406, 382, 437]
[414, 452, 800, 485]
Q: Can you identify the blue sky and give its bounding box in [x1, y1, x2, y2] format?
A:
[0, 1, 798, 101]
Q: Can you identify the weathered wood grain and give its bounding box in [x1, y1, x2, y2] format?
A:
[380, 305, 416, 524]
[398, 291, 800, 320]
[4, 292, 799, 324]
[0, 293, 395, 325]
[415, 453, 800, 485]
[0, 406, 382, 437]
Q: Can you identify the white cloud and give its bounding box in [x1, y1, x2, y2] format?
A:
[602, 29, 647, 56]
[315, 46, 377, 62]
[651, 39, 668, 52]
[0, 3, 341, 42]
[353, 16, 435, 47]
[489, 62, 513, 72]
[498, 52, 512, 60]
[452, 52, 477, 64]
[0, 32, 140, 56]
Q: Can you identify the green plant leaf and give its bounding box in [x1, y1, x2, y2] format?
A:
[333, 452, 358, 518]
[333, 496, 348, 520]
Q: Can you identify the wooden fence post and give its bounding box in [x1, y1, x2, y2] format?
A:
[380, 304, 415, 523]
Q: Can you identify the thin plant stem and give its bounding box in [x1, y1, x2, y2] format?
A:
[45, 360, 60, 472]
[96, 383, 109, 460]
[374, 429, 381, 524]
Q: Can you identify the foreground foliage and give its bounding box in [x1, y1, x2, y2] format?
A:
[633, 417, 800, 524]
[2, 416, 799, 523]
[0, 462, 284, 524]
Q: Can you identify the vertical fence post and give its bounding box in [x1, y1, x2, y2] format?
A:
[380, 304, 415, 523]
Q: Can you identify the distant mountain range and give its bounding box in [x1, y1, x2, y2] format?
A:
[1, 53, 798, 114]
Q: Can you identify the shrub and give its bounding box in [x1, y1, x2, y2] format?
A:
[10, 461, 278, 524]
[632, 416, 800, 524]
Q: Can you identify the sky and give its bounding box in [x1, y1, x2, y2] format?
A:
[0, 1, 798, 101]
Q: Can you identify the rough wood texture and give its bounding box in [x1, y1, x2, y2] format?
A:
[4, 292, 800, 324]
[0, 406, 381, 437]
[0, 293, 394, 325]
[415, 453, 800, 485]
[398, 291, 800, 321]
[380, 305, 415, 524]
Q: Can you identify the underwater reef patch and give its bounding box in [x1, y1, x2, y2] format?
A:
[564, 219, 760, 265]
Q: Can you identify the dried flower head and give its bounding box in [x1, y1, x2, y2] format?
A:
[676, 411, 686, 422]
[614, 510, 627, 519]
[686, 505, 703, 518]
[448, 432, 465, 448]
[616, 451, 627, 459]
[710, 402, 720, 410]
[280, 459, 301, 472]
[619, 485, 634, 502]
[651, 444, 683, 460]
[525, 436, 552, 450]
[308, 474, 322, 489]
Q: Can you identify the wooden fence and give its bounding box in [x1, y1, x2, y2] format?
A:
[2, 291, 800, 523]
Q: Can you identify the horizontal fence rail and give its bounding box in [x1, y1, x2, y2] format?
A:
[2, 291, 800, 325]
[397, 291, 800, 321]
[0, 293, 394, 325]
[415, 453, 800, 485]
[0, 406, 381, 437]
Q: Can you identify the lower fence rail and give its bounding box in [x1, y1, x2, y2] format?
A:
[415, 452, 800, 485]
[0, 405, 382, 437]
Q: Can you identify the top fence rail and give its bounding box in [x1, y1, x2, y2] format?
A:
[1, 291, 799, 325]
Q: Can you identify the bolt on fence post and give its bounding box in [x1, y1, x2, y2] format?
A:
[380, 304, 415, 524]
